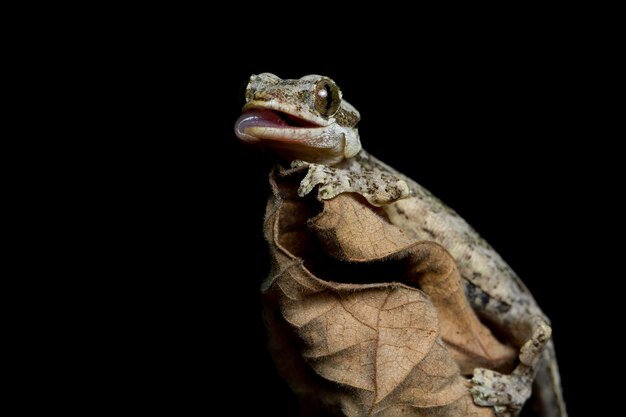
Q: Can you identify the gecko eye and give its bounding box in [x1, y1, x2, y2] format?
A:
[314, 79, 341, 117]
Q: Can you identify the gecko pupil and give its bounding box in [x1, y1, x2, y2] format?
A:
[324, 84, 333, 111]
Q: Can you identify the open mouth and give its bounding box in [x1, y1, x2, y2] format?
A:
[235, 108, 324, 143]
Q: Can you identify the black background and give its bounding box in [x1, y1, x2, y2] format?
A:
[124, 42, 607, 416]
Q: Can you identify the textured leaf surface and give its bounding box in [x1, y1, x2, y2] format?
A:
[263, 171, 515, 416]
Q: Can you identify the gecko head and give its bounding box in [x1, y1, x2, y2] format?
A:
[234, 73, 361, 166]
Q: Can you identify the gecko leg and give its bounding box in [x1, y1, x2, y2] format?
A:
[470, 317, 552, 416]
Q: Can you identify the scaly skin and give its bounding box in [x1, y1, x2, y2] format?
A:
[235, 73, 567, 417]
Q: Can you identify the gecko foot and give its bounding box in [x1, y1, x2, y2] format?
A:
[471, 318, 552, 416]
[470, 368, 532, 416]
[291, 157, 410, 206]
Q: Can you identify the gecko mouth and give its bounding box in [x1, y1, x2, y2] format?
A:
[235, 109, 326, 144]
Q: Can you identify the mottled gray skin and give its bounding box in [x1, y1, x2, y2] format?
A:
[236, 74, 567, 417]
[296, 151, 566, 417]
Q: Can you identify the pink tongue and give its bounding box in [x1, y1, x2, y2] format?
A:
[234, 109, 286, 143]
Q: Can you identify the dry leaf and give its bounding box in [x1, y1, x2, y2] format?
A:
[263, 170, 517, 416]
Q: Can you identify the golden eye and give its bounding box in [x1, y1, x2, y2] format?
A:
[314, 79, 341, 117]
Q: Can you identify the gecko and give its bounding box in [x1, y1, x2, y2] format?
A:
[235, 72, 567, 417]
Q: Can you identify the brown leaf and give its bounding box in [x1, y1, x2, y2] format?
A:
[263, 171, 515, 416]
